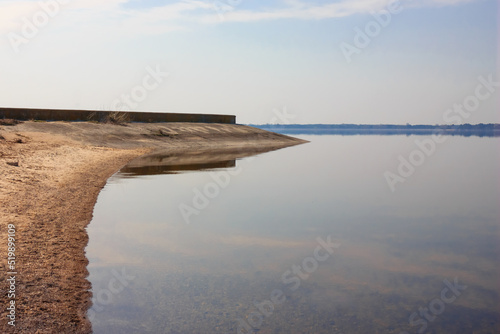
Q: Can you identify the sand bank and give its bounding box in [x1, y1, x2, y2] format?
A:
[0, 121, 306, 333]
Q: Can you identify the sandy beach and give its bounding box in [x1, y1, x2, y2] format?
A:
[0, 121, 306, 333]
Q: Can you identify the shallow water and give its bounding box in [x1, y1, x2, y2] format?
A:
[86, 135, 499, 333]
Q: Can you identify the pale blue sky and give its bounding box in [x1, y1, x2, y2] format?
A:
[0, 0, 498, 124]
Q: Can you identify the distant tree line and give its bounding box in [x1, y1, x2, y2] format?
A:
[250, 123, 500, 137]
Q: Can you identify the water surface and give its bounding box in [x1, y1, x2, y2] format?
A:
[86, 135, 499, 333]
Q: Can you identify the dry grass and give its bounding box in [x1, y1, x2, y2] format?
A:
[0, 119, 22, 126]
[85, 111, 131, 125]
[106, 112, 131, 125]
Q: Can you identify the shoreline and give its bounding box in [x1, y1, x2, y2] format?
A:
[0, 121, 306, 333]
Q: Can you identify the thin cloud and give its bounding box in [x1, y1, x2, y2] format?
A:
[0, 0, 483, 38]
[194, 0, 482, 23]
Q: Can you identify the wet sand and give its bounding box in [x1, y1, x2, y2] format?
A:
[0, 121, 306, 333]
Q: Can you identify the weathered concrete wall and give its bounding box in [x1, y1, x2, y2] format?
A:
[0, 107, 236, 124]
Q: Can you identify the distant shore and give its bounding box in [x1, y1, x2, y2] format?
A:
[0, 121, 306, 333]
[253, 123, 500, 137]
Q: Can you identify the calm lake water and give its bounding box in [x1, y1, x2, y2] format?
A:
[86, 135, 499, 334]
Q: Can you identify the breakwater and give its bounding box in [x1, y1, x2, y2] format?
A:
[0, 107, 235, 124]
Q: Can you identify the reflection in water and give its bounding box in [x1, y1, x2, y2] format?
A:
[119, 147, 286, 177]
[120, 157, 236, 177]
[86, 135, 499, 334]
[120, 160, 235, 176]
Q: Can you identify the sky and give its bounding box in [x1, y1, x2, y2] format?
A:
[0, 0, 498, 124]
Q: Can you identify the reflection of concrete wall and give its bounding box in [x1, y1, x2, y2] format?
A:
[120, 161, 236, 177]
[0, 107, 236, 124]
[119, 146, 276, 177]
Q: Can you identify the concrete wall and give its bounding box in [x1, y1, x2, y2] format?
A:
[0, 107, 236, 124]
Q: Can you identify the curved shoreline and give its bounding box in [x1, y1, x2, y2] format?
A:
[0, 122, 306, 333]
